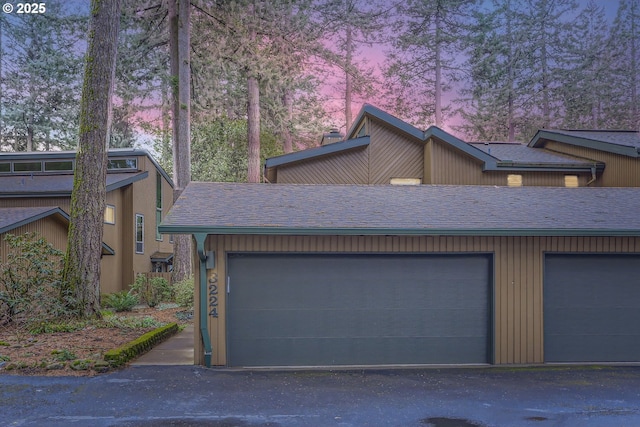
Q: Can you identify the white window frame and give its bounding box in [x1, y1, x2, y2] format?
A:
[104, 205, 116, 225]
[135, 214, 144, 254]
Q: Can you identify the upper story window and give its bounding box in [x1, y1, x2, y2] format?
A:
[135, 214, 144, 254]
[0, 162, 9, 173]
[13, 161, 42, 172]
[390, 178, 421, 186]
[156, 173, 163, 241]
[44, 160, 73, 172]
[108, 158, 137, 171]
[564, 175, 579, 188]
[104, 205, 116, 224]
[507, 174, 523, 187]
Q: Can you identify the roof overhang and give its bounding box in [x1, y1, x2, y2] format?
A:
[529, 130, 640, 158]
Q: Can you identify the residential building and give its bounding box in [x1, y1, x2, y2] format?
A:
[0, 149, 174, 294]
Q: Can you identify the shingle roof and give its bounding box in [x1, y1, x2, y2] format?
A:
[0, 172, 148, 197]
[469, 142, 591, 164]
[0, 206, 68, 234]
[529, 130, 640, 157]
[160, 182, 640, 237]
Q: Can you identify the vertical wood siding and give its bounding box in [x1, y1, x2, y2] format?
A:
[276, 148, 369, 184]
[368, 120, 423, 184]
[199, 234, 640, 367]
[542, 141, 640, 187]
[0, 218, 68, 264]
[430, 139, 590, 186]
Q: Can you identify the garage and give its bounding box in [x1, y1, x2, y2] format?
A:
[226, 253, 492, 367]
[544, 254, 640, 362]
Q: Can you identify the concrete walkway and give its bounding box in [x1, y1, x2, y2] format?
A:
[130, 323, 194, 366]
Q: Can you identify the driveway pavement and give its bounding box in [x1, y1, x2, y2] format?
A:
[1, 366, 640, 427]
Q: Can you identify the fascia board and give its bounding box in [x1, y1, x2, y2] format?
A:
[106, 171, 149, 191]
[158, 225, 640, 238]
[529, 130, 639, 158]
[0, 207, 69, 234]
[265, 137, 370, 168]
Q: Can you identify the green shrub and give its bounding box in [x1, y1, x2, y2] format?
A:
[0, 232, 74, 330]
[102, 291, 139, 312]
[101, 314, 163, 329]
[51, 349, 77, 361]
[104, 323, 179, 366]
[172, 276, 194, 308]
[130, 275, 171, 307]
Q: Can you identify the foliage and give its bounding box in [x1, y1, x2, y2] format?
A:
[130, 275, 171, 307]
[51, 349, 77, 362]
[0, 0, 86, 151]
[101, 313, 164, 329]
[102, 291, 139, 312]
[104, 322, 178, 366]
[0, 233, 74, 330]
[29, 320, 86, 334]
[172, 276, 194, 308]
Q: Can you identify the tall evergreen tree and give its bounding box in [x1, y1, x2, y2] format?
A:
[63, 0, 121, 318]
[383, 0, 476, 129]
[0, 1, 85, 151]
[561, 1, 612, 128]
[607, 0, 640, 129]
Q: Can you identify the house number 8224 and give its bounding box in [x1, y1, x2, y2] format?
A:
[208, 274, 218, 317]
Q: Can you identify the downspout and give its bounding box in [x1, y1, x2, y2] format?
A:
[194, 233, 212, 367]
[586, 165, 597, 186]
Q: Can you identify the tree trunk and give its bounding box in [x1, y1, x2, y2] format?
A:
[62, 0, 120, 318]
[247, 74, 261, 183]
[345, 21, 353, 131]
[170, 0, 192, 282]
[282, 90, 293, 154]
[246, 3, 261, 183]
[434, 3, 443, 127]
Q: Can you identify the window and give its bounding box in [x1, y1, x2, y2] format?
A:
[564, 175, 579, 188]
[13, 162, 42, 172]
[156, 173, 163, 241]
[507, 174, 523, 187]
[0, 163, 9, 173]
[108, 158, 137, 170]
[390, 178, 421, 186]
[104, 205, 116, 224]
[135, 214, 144, 254]
[44, 160, 73, 172]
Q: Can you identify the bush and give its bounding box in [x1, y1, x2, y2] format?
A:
[104, 323, 179, 366]
[172, 276, 194, 308]
[102, 291, 139, 312]
[129, 275, 171, 307]
[0, 232, 73, 329]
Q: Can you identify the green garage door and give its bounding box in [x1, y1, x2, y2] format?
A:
[544, 254, 640, 362]
[227, 253, 491, 367]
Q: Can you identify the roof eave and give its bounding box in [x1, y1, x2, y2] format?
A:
[0, 207, 69, 234]
[529, 130, 640, 158]
[159, 225, 640, 238]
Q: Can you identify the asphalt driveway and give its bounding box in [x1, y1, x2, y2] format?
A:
[2, 366, 640, 427]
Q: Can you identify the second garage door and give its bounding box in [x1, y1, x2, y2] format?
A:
[226, 253, 492, 367]
[544, 254, 640, 362]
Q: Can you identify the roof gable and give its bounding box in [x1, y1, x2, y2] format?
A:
[0, 206, 68, 234]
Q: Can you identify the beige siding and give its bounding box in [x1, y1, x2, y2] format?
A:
[276, 149, 369, 184]
[368, 120, 423, 184]
[196, 234, 640, 367]
[1, 197, 71, 212]
[543, 141, 640, 187]
[0, 217, 68, 264]
[429, 139, 590, 186]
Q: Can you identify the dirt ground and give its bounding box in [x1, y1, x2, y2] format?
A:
[0, 305, 192, 377]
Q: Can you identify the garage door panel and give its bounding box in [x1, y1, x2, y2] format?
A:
[545, 254, 640, 363]
[228, 254, 491, 367]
